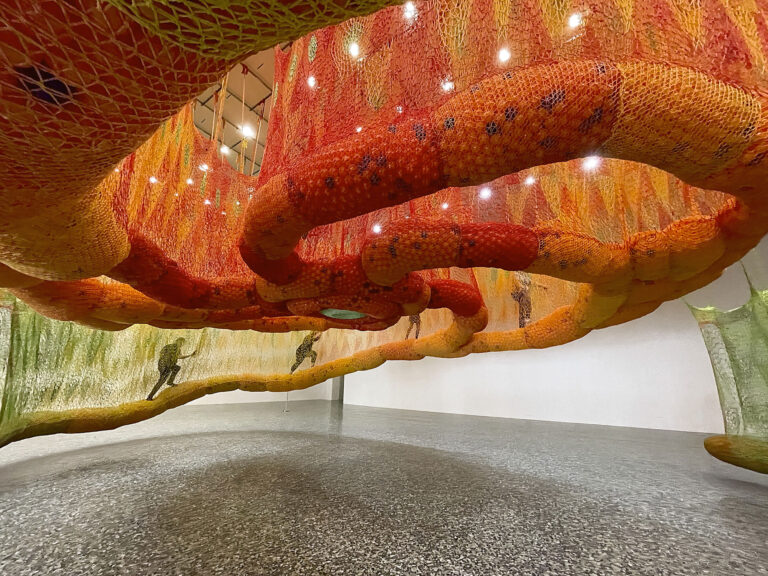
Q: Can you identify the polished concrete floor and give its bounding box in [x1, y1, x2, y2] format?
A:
[1, 401, 767, 575]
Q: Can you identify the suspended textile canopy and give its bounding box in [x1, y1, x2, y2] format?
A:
[690, 275, 768, 474]
[1, 0, 768, 444]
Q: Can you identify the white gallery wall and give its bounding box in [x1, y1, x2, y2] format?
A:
[345, 238, 768, 433]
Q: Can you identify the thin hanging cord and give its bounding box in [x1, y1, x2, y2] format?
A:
[239, 64, 248, 173]
[740, 261, 758, 294]
[210, 90, 219, 142]
[213, 73, 229, 155]
[251, 100, 267, 176]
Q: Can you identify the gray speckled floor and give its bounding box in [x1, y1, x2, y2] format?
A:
[1, 401, 767, 576]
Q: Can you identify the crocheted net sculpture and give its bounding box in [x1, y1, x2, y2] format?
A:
[690, 273, 768, 474]
[2, 0, 768, 444]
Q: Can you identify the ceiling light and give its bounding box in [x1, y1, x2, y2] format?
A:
[241, 125, 255, 139]
[498, 48, 511, 63]
[148, 176, 158, 184]
[524, 176, 536, 186]
[582, 156, 601, 171]
[404, 1, 417, 19]
[479, 187, 492, 199]
[441, 79, 454, 92]
[186, 178, 194, 185]
[204, 199, 211, 205]
[199, 163, 209, 172]
[307, 75, 317, 88]
[372, 224, 382, 234]
[349, 42, 360, 58]
[356, 126, 363, 133]
[441, 202, 449, 209]
[220, 145, 230, 155]
[568, 13, 582, 28]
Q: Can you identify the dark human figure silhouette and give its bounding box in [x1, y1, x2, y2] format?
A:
[291, 331, 321, 373]
[405, 313, 421, 339]
[147, 337, 196, 400]
[511, 288, 532, 328]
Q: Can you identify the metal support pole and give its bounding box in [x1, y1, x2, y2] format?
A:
[331, 375, 345, 403]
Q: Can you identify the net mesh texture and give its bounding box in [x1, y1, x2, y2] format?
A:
[690, 259, 768, 473]
[2, 0, 768, 444]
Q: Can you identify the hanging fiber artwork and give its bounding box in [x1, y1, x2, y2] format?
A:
[2, 0, 768, 446]
[690, 270, 768, 474]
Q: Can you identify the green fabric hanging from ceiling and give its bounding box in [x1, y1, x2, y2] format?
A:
[689, 266, 768, 474]
[690, 287, 768, 437]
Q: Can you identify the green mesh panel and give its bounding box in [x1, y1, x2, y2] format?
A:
[0, 293, 316, 443]
[690, 287, 768, 437]
[103, 0, 394, 60]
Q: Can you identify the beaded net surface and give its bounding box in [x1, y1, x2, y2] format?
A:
[690, 265, 768, 473]
[2, 0, 768, 444]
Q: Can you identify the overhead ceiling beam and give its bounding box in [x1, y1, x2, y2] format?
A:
[194, 113, 263, 170]
[241, 63, 273, 93]
[197, 83, 271, 125]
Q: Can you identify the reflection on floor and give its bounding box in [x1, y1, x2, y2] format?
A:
[1, 401, 767, 575]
